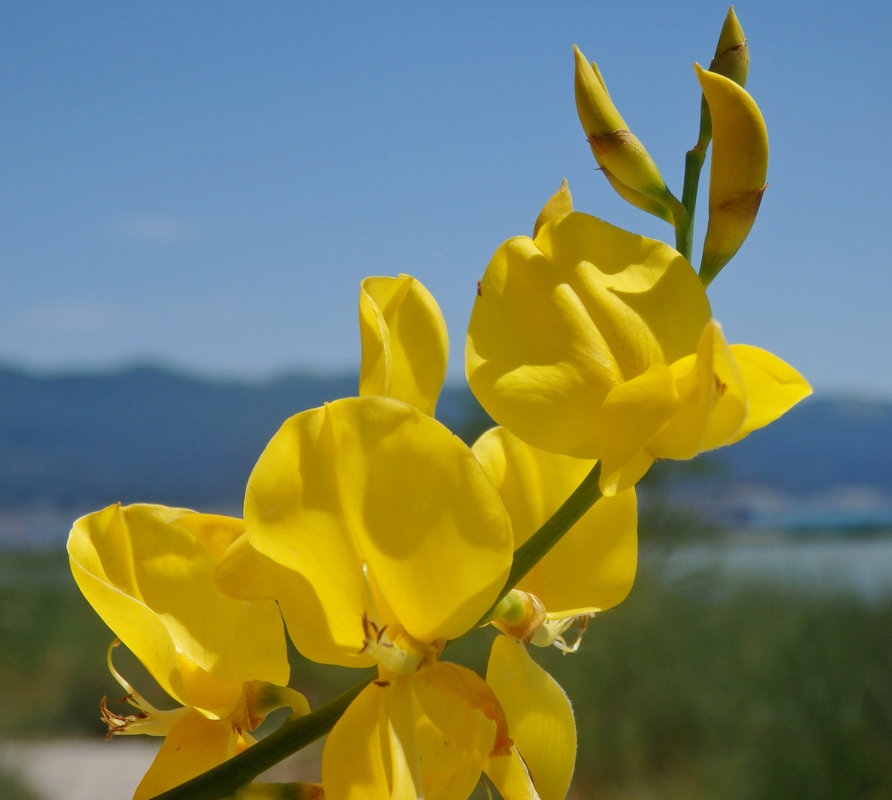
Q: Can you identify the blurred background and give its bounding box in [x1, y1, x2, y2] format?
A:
[2, 1, 891, 798]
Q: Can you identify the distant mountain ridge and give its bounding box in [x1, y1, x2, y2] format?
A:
[0, 365, 487, 512]
[1, 365, 891, 519]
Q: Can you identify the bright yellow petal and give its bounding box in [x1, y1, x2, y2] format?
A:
[593, 365, 677, 493]
[650, 319, 747, 459]
[726, 344, 812, 443]
[486, 636, 576, 800]
[696, 64, 768, 283]
[213, 532, 277, 602]
[473, 427, 637, 616]
[322, 683, 391, 800]
[485, 748, 541, 800]
[133, 709, 239, 800]
[533, 179, 573, 238]
[245, 397, 513, 664]
[68, 505, 289, 716]
[359, 274, 448, 417]
[467, 212, 711, 460]
[696, 65, 768, 209]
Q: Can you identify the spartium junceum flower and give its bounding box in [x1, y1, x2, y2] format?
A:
[223, 395, 576, 799]
[356, 270, 638, 656]
[466, 185, 811, 495]
[574, 45, 682, 226]
[68, 505, 310, 800]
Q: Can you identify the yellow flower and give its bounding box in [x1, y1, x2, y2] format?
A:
[466, 210, 811, 494]
[68, 504, 307, 800]
[243, 395, 559, 798]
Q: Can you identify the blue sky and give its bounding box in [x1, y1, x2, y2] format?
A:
[1, 1, 890, 395]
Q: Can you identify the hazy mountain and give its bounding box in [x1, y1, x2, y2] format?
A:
[2, 365, 891, 524]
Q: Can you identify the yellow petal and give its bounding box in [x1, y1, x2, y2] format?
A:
[324, 673, 490, 800]
[533, 179, 573, 238]
[726, 344, 812, 443]
[593, 365, 677, 493]
[245, 397, 513, 665]
[474, 427, 637, 617]
[415, 661, 510, 762]
[696, 64, 768, 284]
[322, 683, 391, 800]
[359, 274, 448, 417]
[133, 709, 239, 800]
[650, 319, 747, 459]
[467, 212, 712, 461]
[213, 532, 277, 601]
[486, 636, 576, 800]
[68, 504, 289, 716]
[485, 748, 541, 800]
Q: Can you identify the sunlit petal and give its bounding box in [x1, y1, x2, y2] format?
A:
[487, 636, 576, 800]
[727, 344, 812, 443]
[359, 274, 449, 417]
[246, 397, 513, 664]
[467, 212, 711, 461]
[133, 709, 238, 800]
[68, 504, 289, 717]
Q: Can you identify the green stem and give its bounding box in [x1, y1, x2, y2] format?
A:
[674, 98, 712, 264]
[152, 460, 604, 799]
[152, 676, 373, 800]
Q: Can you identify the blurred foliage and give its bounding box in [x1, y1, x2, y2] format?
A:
[2, 549, 892, 799]
[0, 769, 39, 800]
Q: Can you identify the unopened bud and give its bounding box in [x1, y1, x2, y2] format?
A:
[574, 46, 680, 224]
[711, 6, 749, 88]
[490, 589, 547, 643]
[696, 64, 767, 285]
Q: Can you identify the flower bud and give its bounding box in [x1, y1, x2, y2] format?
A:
[490, 589, 547, 643]
[574, 45, 679, 224]
[711, 6, 749, 88]
[696, 64, 768, 285]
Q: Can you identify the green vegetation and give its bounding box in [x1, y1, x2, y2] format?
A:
[2, 549, 891, 799]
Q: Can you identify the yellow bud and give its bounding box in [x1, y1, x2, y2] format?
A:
[696, 63, 768, 285]
[711, 6, 749, 88]
[490, 589, 547, 643]
[573, 45, 679, 223]
[533, 178, 573, 237]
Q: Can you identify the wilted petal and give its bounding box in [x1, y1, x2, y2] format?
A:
[359, 274, 448, 417]
[473, 427, 637, 617]
[486, 636, 576, 800]
[246, 397, 513, 665]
